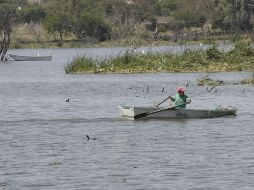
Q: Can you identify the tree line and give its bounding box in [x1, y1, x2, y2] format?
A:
[1, 0, 254, 60]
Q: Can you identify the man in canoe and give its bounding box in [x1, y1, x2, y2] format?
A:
[169, 87, 191, 108]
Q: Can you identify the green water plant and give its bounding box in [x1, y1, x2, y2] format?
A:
[196, 73, 224, 86]
[240, 79, 254, 85]
[65, 56, 99, 73]
[65, 42, 254, 74]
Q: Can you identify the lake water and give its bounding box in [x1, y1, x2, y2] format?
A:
[0, 47, 254, 190]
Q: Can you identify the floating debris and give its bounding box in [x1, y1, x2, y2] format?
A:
[162, 83, 165, 92]
[197, 78, 223, 86]
[146, 85, 150, 93]
[240, 79, 254, 85]
[207, 81, 223, 92]
[185, 80, 190, 87]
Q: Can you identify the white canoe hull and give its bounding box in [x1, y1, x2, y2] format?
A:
[118, 105, 236, 120]
[8, 54, 52, 61]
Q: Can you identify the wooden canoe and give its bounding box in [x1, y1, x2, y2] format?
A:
[118, 105, 237, 120]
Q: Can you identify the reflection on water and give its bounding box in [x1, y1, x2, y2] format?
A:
[0, 47, 253, 190]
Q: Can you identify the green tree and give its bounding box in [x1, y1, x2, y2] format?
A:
[215, 0, 251, 32]
[43, 1, 70, 41]
[172, 0, 206, 29]
[21, 6, 46, 24]
[67, 0, 110, 41]
[157, 0, 180, 16]
[103, 0, 159, 39]
[243, 0, 254, 41]
[77, 12, 111, 41]
[43, 14, 68, 41]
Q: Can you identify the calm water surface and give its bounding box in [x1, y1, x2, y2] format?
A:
[0, 47, 254, 190]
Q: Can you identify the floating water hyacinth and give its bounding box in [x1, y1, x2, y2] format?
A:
[65, 42, 254, 74]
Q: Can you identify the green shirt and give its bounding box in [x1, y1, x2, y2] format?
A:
[171, 94, 189, 108]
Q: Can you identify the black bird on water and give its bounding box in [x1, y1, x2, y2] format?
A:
[65, 98, 70, 102]
[86, 135, 97, 141]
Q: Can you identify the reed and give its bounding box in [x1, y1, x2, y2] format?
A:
[65, 56, 98, 73]
[65, 42, 254, 74]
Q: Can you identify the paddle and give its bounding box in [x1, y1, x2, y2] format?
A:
[155, 95, 172, 107]
[134, 103, 186, 120]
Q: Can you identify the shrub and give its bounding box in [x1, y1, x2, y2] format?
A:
[206, 45, 222, 61]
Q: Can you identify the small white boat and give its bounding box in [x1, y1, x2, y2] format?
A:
[8, 54, 52, 61]
[118, 105, 237, 120]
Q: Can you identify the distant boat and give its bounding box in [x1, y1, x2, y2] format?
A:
[8, 51, 52, 61]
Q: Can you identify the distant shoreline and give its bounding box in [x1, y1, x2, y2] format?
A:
[10, 35, 239, 49]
